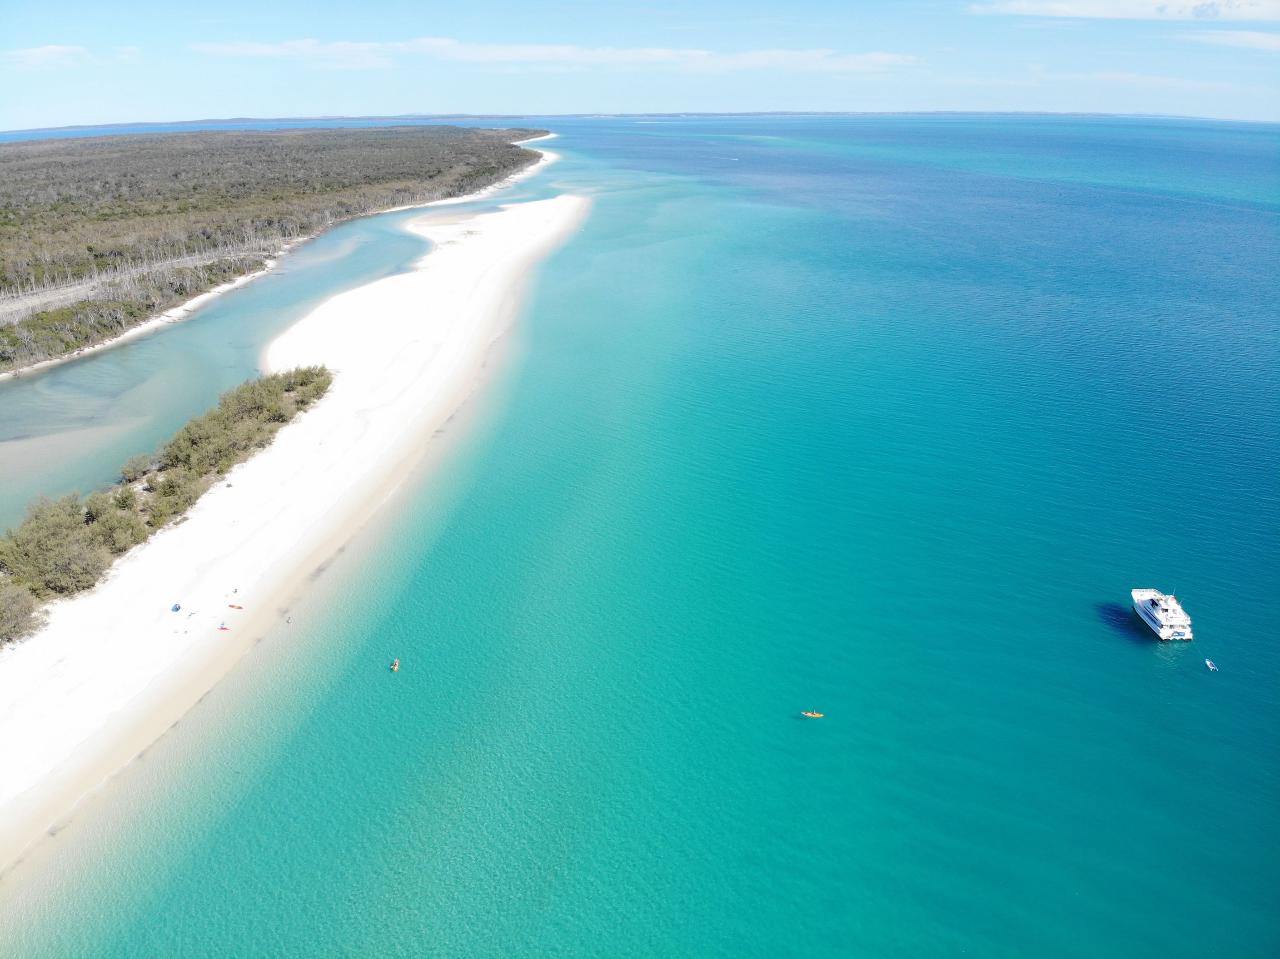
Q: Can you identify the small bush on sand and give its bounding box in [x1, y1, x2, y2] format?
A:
[120, 454, 153, 483]
[0, 495, 110, 597]
[0, 576, 41, 644]
[84, 492, 149, 554]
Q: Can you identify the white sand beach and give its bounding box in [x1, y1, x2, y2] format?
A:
[0, 188, 590, 874]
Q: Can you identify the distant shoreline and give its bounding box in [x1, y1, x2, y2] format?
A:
[3, 110, 1267, 140]
[0, 133, 554, 384]
[0, 142, 585, 877]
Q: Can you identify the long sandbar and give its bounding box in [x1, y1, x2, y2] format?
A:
[0, 189, 590, 876]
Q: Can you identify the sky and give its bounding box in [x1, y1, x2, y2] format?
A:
[2, 0, 1278, 130]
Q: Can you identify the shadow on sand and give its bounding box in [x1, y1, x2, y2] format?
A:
[1095, 601, 1155, 645]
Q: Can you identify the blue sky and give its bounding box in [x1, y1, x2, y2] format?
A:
[3, 0, 1278, 130]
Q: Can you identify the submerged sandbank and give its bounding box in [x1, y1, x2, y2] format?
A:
[0, 189, 590, 876]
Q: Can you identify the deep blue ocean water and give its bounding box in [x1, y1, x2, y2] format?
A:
[0, 115, 1277, 957]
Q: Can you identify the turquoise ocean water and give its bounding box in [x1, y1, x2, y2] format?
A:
[0, 116, 1277, 957]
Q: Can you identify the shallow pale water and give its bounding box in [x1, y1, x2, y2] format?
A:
[1, 116, 1277, 957]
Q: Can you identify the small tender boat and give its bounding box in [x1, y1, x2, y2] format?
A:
[801, 710, 824, 719]
[217, 624, 229, 632]
[228, 604, 243, 610]
[1205, 659, 1218, 672]
[390, 659, 400, 673]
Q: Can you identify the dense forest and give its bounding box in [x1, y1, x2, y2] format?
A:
[0, 126, 544, 373]
[0, 367, 333, 643]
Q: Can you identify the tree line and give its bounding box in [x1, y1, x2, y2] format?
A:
[0, 125, 545, 372]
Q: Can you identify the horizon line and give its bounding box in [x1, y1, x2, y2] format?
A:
[4, 109, 1276, 138]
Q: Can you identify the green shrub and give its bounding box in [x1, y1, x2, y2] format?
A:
[0, 495, 111, 597]
[120, 454, 153, 483]
[147, 468, 210, 526]
[83, 491, 113, 524]
[146, 498, 176, 530]
[84, 489, 149, 552]
[0, 576, 40, 643]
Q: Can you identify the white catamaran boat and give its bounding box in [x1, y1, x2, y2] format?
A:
[1131, 588, 1193, 641]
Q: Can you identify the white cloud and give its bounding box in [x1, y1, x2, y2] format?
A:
[2, 45, 90, 70]
[969, 1, 1280, 19]
[1183, 27, 1280, 46]
[192, 37, 918, 74]
[192, 39, 393, 69]
[2, 44, 143, 71]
